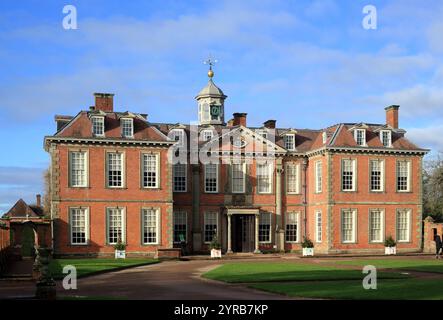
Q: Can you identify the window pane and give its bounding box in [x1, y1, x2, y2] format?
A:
[92, 117, 104, 136]
[370, 160, 382, 191]
[107, 208, 123, 244]
[70, 152, 86, 187]
[257, 162, 271, 193]
[316, 211, 322, 243]
[143, 209, 158, 244]
[205, 164, 218, 192]
[107, 153, 123, 187]
[285, 212, 298, 242]
[71, 208, 87, 244]
[286, 163, 299, 194]
[316, 161, 322, 193]
[232, 164, 245, 193]
[397, 210, 410, 241]
[173, 164, 187, 192]
[342, 159, 354, 191]
[259, 213, 271, 242]
[173, 211, 187, 243]
[397, 161, 409, 191]
[342, 210, 354, 242]
[121, 119, 133, 138]
[204, 212, 218, 242]
[369, 210, 382, 242]
[143, 154, 158, 188]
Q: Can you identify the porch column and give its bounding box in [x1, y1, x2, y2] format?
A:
[227, 214, 232, 253]
[254, 214, 261, 253]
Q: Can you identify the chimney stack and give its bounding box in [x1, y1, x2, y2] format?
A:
[233, 113, 247, 127]
[385, 105, 399, 129]
[36, 194, 41, 208]
[264, 119, 276, 129]
[94, 93, 114, 112]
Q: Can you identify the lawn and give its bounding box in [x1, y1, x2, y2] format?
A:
[49, 258, 159, 280]
[202, 262, 408, 283]
[331, 258, 443, 273]
[251, 278, 443, 300]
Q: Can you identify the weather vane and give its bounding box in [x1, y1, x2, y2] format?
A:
[204, 55, 217, 78]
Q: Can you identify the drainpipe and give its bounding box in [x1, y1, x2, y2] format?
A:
[302, 158, 308, 239]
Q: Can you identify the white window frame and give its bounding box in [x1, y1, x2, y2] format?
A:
[121, 118, 134, 138]
[354, 129, 366, 146]
[232, 163, 246, 193]
[170, 129, 186, 147]
[69, 207, 89, 245]
[201, 129, 214, 142]
[173, 163, 187, 192]
[141, 208, 160, 245]
[106, 152, 125, 188]
[257, 161, 273, 194]
[285, 212, 300, 243]
[396, 209, 411, 242]
[286, 163, 300, 194]
[106, 207, 126, 245]
[380, 130, 392, 147]
[284, 134, 295, 151]
[341, 209, 357, 243]
[341, 159, 356, 192]
[259, 212, 272, 243]
[69, 151, 88, 188]
[91, 116, 105, 137]
[204, 163, 218, 193]
[370, 159, 384, 192]
[396, 160, 411, 192]
[204, 211, 218, 243]
[315, 161, 322, 193]
[315, 210, 322, 243]
[142, 153, 160, 189]
[173, 211, 187, 243]
[369, 209, 384, 243]
[256, 129, 268, 139]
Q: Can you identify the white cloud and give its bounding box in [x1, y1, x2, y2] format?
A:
[408, 125, 443, 153]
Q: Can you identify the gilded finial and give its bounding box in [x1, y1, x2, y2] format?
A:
[204, 56, 217, 78]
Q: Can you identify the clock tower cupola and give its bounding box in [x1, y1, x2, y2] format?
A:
[196, 58, 226, 125]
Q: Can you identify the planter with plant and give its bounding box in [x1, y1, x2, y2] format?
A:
[384, 236, 397, 255]
[114, 239, 126, 259]
[210, 234, 222, 259]
[301, 237, 314, 256]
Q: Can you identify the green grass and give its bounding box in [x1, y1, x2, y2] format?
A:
[251, 278, 443, 300]
[203, 262, 408, 283]
[331, 258, 443, 273]
[49, 258, 159, 280]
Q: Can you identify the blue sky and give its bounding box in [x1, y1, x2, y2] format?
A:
[0, 0, 442, 213]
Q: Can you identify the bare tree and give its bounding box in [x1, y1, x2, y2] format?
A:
[423, 153, 443, 222]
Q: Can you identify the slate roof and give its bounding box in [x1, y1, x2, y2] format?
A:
[2, 199, 44, 219]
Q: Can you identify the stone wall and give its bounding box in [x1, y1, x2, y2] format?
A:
[423, 216, 443, 253]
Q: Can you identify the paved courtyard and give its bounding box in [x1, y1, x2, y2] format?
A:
[0, 259, 295, 300]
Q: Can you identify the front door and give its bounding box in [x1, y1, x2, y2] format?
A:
[232, 215, 255, 253]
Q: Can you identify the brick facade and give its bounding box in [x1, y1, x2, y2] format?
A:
[44, 76, 428, 256]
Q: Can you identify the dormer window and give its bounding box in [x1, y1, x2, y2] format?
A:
[380, 130, 392, 147]
[284, 134, 295, 151]
[354, 129, 366, 146]
[170, 129, 185, 146]
[91, 116, 104, 137]
[121, 118, 133, 138]
[256, 129, 268, 139]
[201, 129, 214, 142]
[322, 131, 327, 144]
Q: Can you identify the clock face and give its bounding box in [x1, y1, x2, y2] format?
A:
[210, 105, 220, 116]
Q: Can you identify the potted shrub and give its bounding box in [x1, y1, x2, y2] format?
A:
[114, 239, 126, 259]
[210, 234, 222, 259]
[384, 236, 397, 255]
[301, 237, 314, 256]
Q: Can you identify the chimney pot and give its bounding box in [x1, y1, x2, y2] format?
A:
[233, 113, 247, 127]
[36, 194, 41, 208]
[264, 120, 276, 129]
[94, 93, 114, 112]
[385, 105, 399, 129]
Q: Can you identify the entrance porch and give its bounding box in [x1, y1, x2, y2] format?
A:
[226, 208, 260, 254]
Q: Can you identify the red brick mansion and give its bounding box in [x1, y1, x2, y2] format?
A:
[44, 69, 428, 256]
